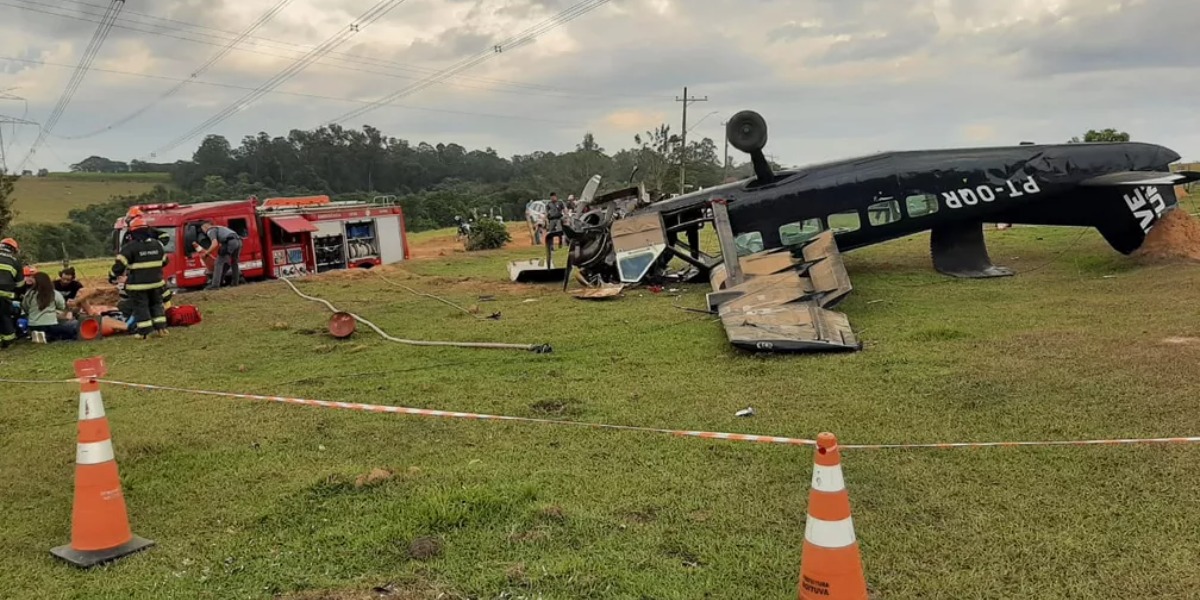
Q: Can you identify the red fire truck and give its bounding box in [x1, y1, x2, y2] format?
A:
[111, 195, 410, 289]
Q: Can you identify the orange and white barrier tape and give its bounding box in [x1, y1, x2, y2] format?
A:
[96, 379, 819, 447]
[839, 437, 1200, 450]
[3, 376, 1200, 451]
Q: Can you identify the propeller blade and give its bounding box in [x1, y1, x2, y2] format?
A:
[562, 247, 574, 292]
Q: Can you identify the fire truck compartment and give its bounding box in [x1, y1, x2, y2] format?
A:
[272, 216, 319, 234]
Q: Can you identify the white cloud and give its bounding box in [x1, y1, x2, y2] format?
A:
[0, 0, 1197, 172]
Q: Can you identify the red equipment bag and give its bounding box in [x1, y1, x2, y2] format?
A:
[166, 305, 202, 327]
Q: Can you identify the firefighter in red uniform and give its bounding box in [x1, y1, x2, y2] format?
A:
[0, 237, 25, 348]
[109, 217, 169, 339]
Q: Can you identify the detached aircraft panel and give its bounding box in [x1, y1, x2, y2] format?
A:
[713, 232, 860, 353]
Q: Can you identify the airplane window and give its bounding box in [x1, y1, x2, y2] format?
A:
[734, 231, 764, 256]
[779, 219, 824, 246]
[867, 200, 902, 226]
[617, 249, 660, 282]
[828, 211, 861, 234]
[906, 193, 939, 217]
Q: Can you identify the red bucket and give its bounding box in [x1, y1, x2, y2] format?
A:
[328, 312, 356, 339]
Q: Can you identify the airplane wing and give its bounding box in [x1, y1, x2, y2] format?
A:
[1079, 170, 1200, 186]
[708, 231, 860, 352]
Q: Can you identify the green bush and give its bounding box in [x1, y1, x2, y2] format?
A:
[465, 218, 511, 251]
[4, 222, 105, 263]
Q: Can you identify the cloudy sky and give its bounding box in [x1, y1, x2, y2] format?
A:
[1, 0, 1198, 172]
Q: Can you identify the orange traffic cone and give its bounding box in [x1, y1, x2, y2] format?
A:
[77, 317, 101, 341]
[50, 357, 154, 568]
[797, 432, 869, 599]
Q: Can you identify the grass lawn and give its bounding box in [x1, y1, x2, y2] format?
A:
[9, 173, 171, 224]
[3, 221, 1200, 599]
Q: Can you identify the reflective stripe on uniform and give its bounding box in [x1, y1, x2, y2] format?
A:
[116, 254, 129, 264]
[0, 290, 13, 299]
[152, 316, 167, 324]
[126, 281, 165, 291]
[0, 263, 16, 276]
[137, 321, 153, 328]
[1, 333, 15, 342]
[130, 260, 163, 269]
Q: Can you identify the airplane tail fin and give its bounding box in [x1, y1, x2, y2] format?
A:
[1080, 174, 1195, 254]
[994, 171, 1197, 255]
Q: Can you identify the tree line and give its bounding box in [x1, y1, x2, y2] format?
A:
[0, 121, 750, 262]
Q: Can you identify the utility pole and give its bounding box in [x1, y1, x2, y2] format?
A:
[0, 115, 40, 174]
[675, 86, 707, 194]
[721, 119, 730, 181]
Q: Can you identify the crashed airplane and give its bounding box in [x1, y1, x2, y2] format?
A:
[512, 110, 1200, 353]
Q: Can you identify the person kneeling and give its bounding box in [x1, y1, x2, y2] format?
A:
[22, 272, 80, 343]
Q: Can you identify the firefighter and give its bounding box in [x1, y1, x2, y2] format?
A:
[162, 284, 175, 311]
[0, 237, 25, 349]
[121, 206, 170, 248]
[109, 217, 169, 339]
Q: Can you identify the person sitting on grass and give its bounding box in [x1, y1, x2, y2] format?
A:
[21, 272, 80, 343]
[55, 266, 84, 306]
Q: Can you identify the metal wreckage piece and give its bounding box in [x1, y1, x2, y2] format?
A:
[508, 109, 1200, 353]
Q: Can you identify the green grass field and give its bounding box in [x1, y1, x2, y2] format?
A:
[10, 172, 172, 224]
[3, 222, 1200, 599]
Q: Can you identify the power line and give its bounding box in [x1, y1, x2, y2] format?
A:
[15, 0, 123, 171]
[57, 0, 667, 100]
[56, 0, 297, 140]
[4, 0, 669, 102]
[2, 55, 585, 127]
[144, 0, 409, 160]
[328, 0, 615, 126]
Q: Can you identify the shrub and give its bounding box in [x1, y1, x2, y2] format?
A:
[465, 218, 511, 251]
[4, 222, 105, 263]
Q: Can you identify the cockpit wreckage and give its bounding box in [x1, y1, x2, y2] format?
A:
[509, 110, 1200, 353]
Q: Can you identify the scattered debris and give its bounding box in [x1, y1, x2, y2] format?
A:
[271, 321, 290, 330]
[571, 283, 624, 300]
[735, 407, 755, 417]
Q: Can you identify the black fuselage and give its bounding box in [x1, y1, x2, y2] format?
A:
[643, 142, 1182, 255]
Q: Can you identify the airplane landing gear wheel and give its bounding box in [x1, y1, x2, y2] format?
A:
[726, 110, 768, 154]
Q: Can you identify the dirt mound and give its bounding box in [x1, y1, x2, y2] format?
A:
[408, 233, 465, 260]
[1132, 209, 1200, 264]
[353, 467, 393, 488]
[407, 223, 536, 260]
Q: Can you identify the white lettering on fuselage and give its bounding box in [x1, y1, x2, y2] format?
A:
[942, 176, 1042, 209]
[1123, 186, 1166, 233]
